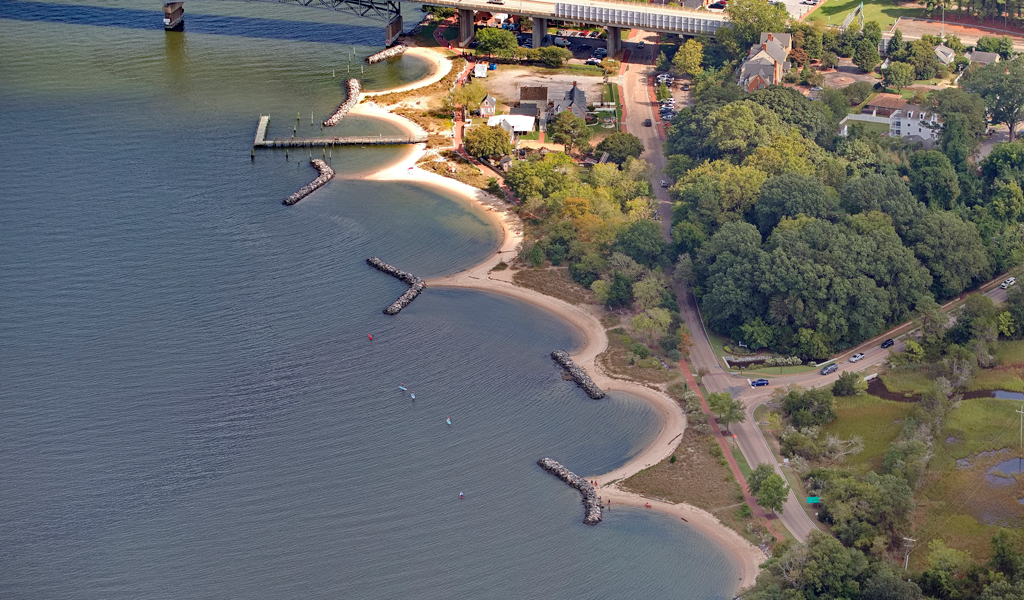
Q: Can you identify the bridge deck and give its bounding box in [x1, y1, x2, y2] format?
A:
[252, 115, 425, 148]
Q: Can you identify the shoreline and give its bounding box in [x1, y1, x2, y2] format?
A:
[350, 47, 763, 591]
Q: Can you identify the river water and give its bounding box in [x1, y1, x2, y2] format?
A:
[0, 2, 738, 598]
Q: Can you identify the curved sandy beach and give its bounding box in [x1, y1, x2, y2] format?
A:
[360, 46, 453, 99]
[351, 48, 763, 590]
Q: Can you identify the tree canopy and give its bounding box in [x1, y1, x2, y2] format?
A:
[464, 125, 512, 158]
[475, 28, 518, 58]
[595, 132, 644, 165]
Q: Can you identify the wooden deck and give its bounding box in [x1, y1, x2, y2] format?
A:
[253, 115, 426, 148]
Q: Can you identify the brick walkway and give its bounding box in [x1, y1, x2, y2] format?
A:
[678, 356, 783, 541]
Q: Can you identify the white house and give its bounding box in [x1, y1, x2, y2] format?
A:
[890, 104, 943, 143]
[487, 114, 535, 134]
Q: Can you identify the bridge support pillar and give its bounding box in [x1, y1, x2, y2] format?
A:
[458, 9, 474, 48]
[606, 26, 622, 58]
[532, 17, 547, 48]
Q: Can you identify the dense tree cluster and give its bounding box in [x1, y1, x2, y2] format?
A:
[666, 80, 1023, 358]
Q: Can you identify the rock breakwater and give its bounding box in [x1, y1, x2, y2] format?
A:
[537, 458, 603, 525]
[367, 44, 407, 64]
[551, 350, 605, 399]
[283, 159, 335, 206]
[323, 79, 361, 127]
[366, 257, 426, 315]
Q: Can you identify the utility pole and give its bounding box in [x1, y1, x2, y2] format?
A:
[1016, 404, 1023, 449]
[903, 537, 917, 571]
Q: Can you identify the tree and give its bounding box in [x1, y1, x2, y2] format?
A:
[755, 472, 789, 514]
[932, 88, 989, 141]
[780, 386, 837, 427]
[908, 150, 961, 209]
[422, 5, 456, 18]
[723, 0, 790, 50]
[449, 80, 487, 112]
[747, 462, 776, 495]
[464, 125, 512, 158]
[632, 307, 672, 344]
[820, 50, 839, 69]
[475, 28, 518, 58]
[889, 28, 906, 57]
[906, 210, 991, 299]
[832, 370, 866, 396]
[547, 110, 591, 154]
[613, 219, 667, 268]
[538, 46, 572, 68]
[673, 39, 704, 76]
[853, 38, 881, 72]
[963, 57, 1024, 141]
[656, 50, 670, 71]
[976, 35, 1017, 60]
[595, 132, 644, 165]
[706, 391, 746, 433]
[754, 173, 839, 235]
[862, 21, 883, 47]
[882, 61, 915, 93]
[656, 81, 671, 101]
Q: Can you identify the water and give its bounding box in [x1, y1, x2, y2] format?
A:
[0, 2, 739, 598]
[992, 390, 1024, 401]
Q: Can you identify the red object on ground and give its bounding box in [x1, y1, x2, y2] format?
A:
[368, 334, 373, 340]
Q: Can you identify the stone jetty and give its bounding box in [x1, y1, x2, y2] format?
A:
[283, 159, 335, 206]
[551, 350, 605, 399]
[366, 257, 426, 315]
[537, 458, 603, 525]
[366, 44, 407, 64]
[323, 79, 361, 127]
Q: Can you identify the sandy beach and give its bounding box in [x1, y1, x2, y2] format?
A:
[360, 47, 453, 99]
[352, 46, 763, 591]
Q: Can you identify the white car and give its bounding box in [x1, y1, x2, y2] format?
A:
[849, 353, 865, 363]
[1001, 277, 1016, 289]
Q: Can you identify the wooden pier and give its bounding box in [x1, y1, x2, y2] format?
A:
[252, 115, 426, 148]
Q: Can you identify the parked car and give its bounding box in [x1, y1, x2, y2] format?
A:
[820, 363, 838, 375]
[682, 83, 690, 91]
[595, 48, 607, 57]
[637, 41, 645, 49]
[586, 58, 601, 65]
[881, 338, 895, 349]
[708, 2, 726, 9]
[849, 353, 865, 363]
[1001, 277, 1016, 289]
[751, 378, 769, 387]
[644, 118, 652, 127]
[660, 179, 668, 188]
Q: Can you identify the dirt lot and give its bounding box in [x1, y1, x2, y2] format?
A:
[481, 67, 606, 105]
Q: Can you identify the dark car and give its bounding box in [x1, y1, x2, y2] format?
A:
[708, 2, 727, 8]
[644, 118, 652, 127]
[820, 363, 838, 376]
[682, 83, 690, 91]
[751, 378, 769, 387]
[881, 338, 895, 349]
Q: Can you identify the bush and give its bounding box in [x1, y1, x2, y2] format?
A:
[781, 387, 837, 427]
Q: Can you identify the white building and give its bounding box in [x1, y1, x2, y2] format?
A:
[890, 104, 943, 143]
[487, 114, 535, 134]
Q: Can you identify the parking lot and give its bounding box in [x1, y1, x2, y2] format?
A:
[516, 30, 608, 63]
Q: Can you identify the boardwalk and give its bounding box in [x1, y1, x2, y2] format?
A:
[252, 115, 426, 148]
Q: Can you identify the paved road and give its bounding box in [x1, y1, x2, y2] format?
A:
[619, 33, 1020, 542]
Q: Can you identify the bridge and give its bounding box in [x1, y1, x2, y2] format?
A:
[426, 0, 727, 53]
[165, 0, 728, 54]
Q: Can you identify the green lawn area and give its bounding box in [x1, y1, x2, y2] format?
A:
[965, 368, 1024, 392]
[821, 394, 917, 472]
[847, 120, 891, 136]
[806, 0, 923, 30]
[880, 369, 934, 395]
[995, 340, 1024, 363]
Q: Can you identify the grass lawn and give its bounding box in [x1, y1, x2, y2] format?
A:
[806, 0, 923, 30]
[994, 340, 1024, 363]
[820, 394, 917, 472]
[880, 369, 934, 395]
[965, 368, 1024, 393]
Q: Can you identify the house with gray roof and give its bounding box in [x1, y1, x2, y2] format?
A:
[738, 33, 791, 92]
[934, 44, 956, 65]
[969, 50, 1000, 66]
[551, 82, 588, 120]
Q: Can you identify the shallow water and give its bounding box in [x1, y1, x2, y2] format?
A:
[0, 2, 740, 598]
